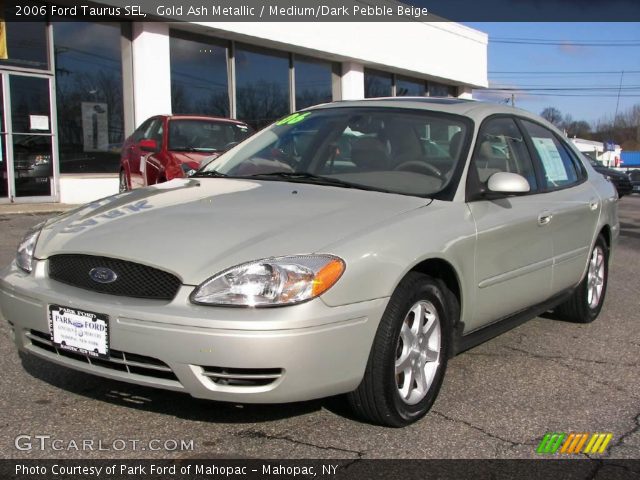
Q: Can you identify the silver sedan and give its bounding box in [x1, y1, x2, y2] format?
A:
[0, 99, 618, 427]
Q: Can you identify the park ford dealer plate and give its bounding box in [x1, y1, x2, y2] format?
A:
[49, 305, 110, 359]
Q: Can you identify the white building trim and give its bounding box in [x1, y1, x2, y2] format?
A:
[131, 22, 172, 124]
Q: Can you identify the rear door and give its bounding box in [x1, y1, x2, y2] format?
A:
[518, 119, 600, 293]
[466, 116, 553, 330]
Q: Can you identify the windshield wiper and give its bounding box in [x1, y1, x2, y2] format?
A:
[172, 147, 220, 152]
[248, 172, 386, 192]
[190, 170, 228, 178]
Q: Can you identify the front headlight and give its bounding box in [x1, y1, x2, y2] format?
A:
[181, 163, 197, 177]
[33, 154, 51, 166]
[16, 224, 44, 273]
[191, 255, 345, 307]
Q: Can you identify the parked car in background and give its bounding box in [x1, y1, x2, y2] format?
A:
[2, 99, 618, 427]
[628, 169, 640, 194]
[119, 115, 253, 191]
[586, 156, 632, 197]
[12, 135, 53, 196]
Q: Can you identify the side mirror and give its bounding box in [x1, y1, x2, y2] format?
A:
[139, 139, 158, 152]
[487, 172, 530, 195]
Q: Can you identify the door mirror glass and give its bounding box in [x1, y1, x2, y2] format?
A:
[487, 172, 530, 194]
[139, 139, 158, 152]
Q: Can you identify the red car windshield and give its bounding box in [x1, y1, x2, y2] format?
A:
[168, 119, 252, 152]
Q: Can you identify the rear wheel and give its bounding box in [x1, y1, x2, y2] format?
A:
[556, 234, 609, 323]
[119, 169, 129, 193]
[348, 272, 455, 427]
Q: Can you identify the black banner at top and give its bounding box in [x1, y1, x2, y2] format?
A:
[3, 0, 640, 22]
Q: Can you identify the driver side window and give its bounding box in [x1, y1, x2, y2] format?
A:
[472, 117, 538, 191]
[132, 119, 153, 143]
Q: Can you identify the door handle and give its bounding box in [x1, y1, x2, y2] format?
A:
[589, 199, 599, 211]
[538, 211, 553, 226]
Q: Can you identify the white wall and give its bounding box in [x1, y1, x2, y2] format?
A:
[341, 62, 365, 100]
[59, 175, 119, 204]
[131, 22, 172, 126]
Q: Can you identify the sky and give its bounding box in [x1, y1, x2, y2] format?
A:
[464, 22, 640, 125]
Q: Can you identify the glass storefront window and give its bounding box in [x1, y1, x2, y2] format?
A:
[364, 69, 392, 98]
[235, 45, 289, 130]
[294, 56, 333, 110]
[0, 22, 49, 70]
[428, 82, 457, 98]
[10, 75, 53, 197]
[396, 77, 426, 97]
[0, 77, 6, 198]
[170, 32, 230, 117]
[53, 22, 125, 174]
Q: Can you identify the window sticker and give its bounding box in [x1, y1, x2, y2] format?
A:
[276, 112, 311, 126]
[531, 137, 568, 183]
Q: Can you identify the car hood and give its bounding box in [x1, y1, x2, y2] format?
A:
[36, 178, 429, 285]
[593, 166, 627, 179]
[170, 151, 219, 165]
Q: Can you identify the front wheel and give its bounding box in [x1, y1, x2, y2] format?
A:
[555, 234, 609, 323]
[348, 272, 455, 427]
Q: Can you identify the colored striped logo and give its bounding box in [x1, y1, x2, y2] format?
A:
[537, 432, 613, 455]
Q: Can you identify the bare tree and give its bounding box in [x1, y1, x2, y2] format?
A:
[540, 107, 563, 126]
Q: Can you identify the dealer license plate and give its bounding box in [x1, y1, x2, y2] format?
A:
[49, 305, 109, 358]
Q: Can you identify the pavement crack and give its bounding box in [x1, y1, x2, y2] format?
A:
[556, 360, 640, 399]
[235, 429, 365, 458]
[608, 413, 640, 454]
[500, 345, 639, 368]
[431, 411, 524, 447]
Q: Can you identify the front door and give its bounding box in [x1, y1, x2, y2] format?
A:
[1, 73, 57, 202]
[467, 116, 554, 330]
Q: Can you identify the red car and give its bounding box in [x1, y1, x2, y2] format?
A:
[119, 115, 253, 191]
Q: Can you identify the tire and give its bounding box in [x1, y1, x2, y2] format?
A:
[348, 272, 456, 427]
[555, 234, 609, 323]
[119, 169, 129, 193]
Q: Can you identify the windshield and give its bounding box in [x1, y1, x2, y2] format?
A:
[168, 119, 252, 152]
[200, 108, 470, 197]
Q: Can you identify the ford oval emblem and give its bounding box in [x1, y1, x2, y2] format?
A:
[89, 267, 118, 284]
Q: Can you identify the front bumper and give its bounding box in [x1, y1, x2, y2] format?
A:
[0, 260, 387, 403]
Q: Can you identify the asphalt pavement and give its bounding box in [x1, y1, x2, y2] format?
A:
[0, 196, 638, 460]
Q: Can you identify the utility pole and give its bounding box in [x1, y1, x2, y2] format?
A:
[613, 70, 624, 125]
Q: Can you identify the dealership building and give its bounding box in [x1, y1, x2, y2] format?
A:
[0, 14, 487, 204]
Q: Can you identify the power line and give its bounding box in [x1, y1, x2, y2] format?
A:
[489, 83, 640, 88]
[475, 92, 640, 98]
[489, 70, 640, 75]
[484, 86, 640, 91]
[492, 37, 640, 42]
[490, 38, 640, 47]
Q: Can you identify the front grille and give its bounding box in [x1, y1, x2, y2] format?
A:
[200, 366, 283, 387]
[48, 254, 181, 300]
[27, 329, 180, 382]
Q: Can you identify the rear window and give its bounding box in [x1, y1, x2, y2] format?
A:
[521, 120, 581, 189]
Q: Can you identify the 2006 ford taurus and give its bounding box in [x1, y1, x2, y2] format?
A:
[0, 99, 618, 427]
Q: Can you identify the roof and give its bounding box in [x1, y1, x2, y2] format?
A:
[163, 114, 249, 125]
[307, 97, 551, 125]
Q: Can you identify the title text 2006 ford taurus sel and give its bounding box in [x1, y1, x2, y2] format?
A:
[0, 99, 618, 427]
